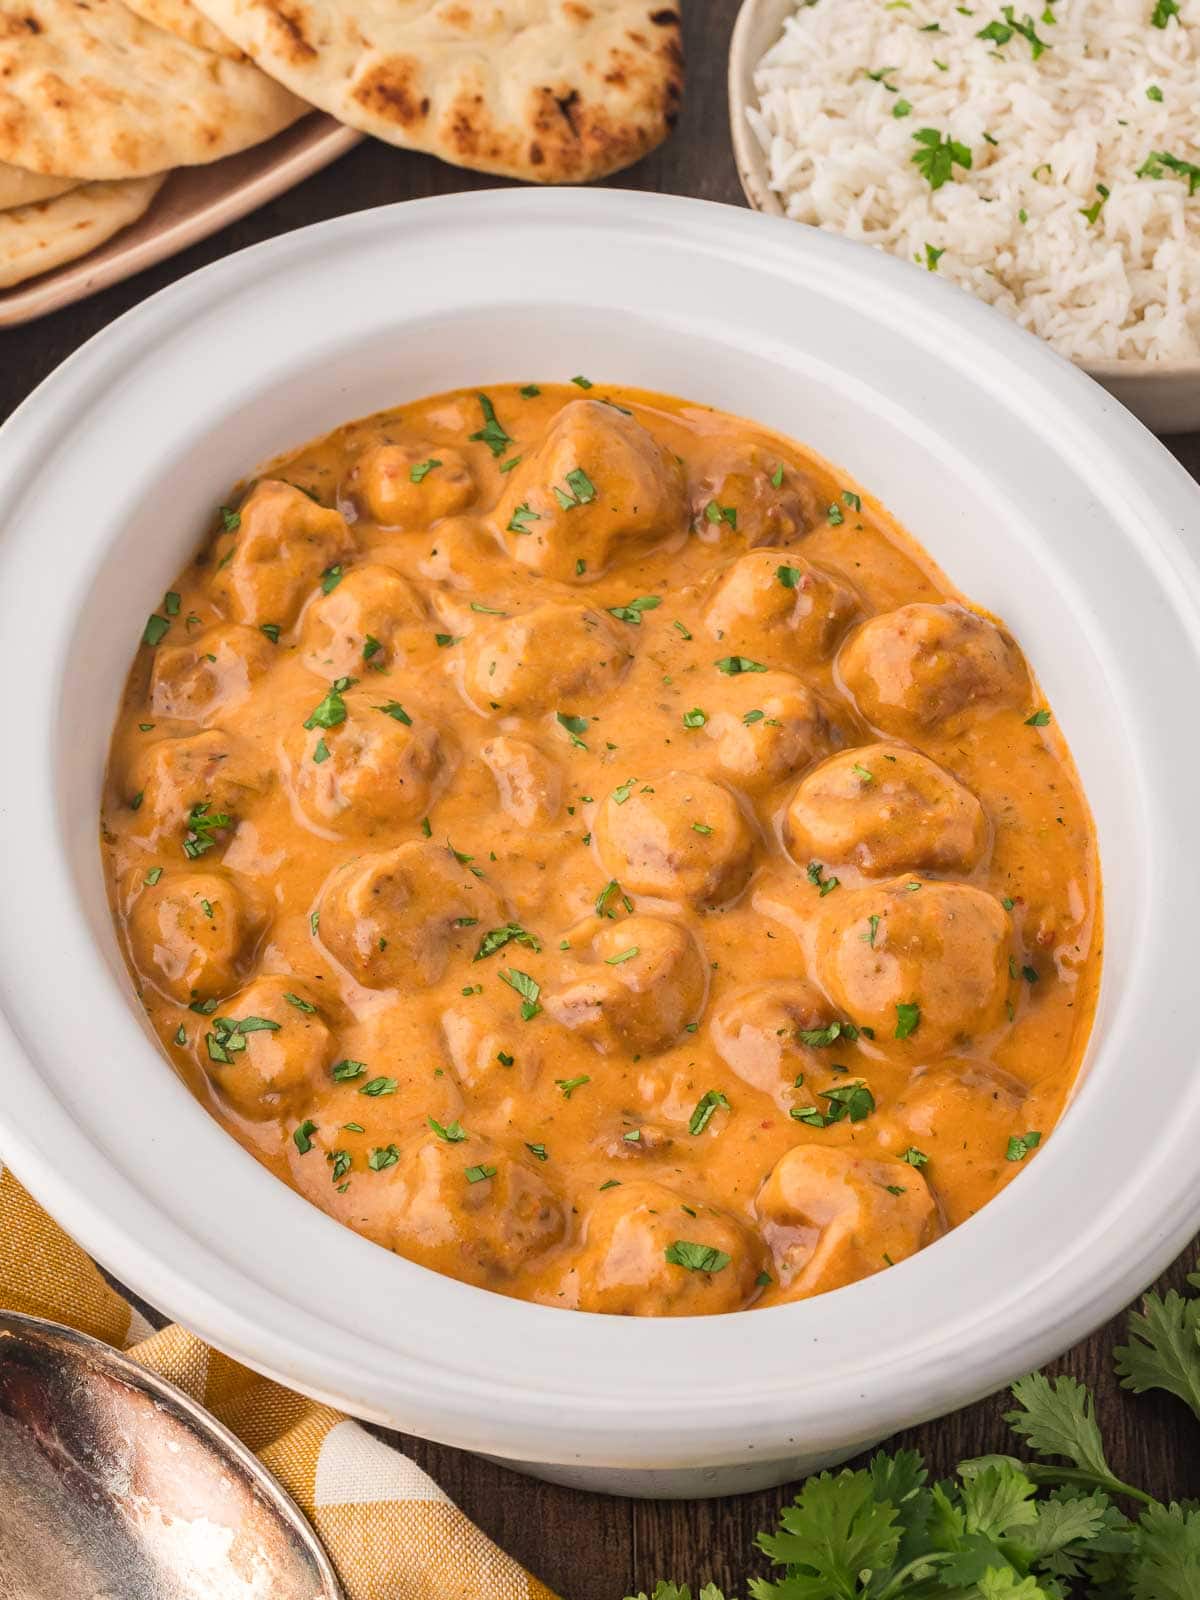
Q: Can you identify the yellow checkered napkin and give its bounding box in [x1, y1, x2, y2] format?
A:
[0, 1164, 560, 1600]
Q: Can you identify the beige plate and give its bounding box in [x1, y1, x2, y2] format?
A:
[728, 0, 1200, 436]
[0, 114, 360, 328]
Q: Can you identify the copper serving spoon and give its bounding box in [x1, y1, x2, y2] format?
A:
[0, 1310, 343, 1600]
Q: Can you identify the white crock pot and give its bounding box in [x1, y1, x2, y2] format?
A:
[2, 191, 1199, 1500]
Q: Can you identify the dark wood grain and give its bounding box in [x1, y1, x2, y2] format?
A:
[8, 4, 1200, 1596]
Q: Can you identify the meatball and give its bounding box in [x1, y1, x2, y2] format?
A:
[703, 672, 831, 792]
[596, 771, 755, 908]
[415, 516, 502, 592]
[150, 625, 275, 723]
[756, 1145, 939, 1298]
[710, 979, 843, 1107]
[480, 736, 562, 827]
[571, 1180, 766, 1315]
[300, 563, 427, 679]
[302, 1131, 564, 1289]
[128, 870, 259, 1004]
[544, 915, 706, 1057]
[703, 551, 857, 666]
[352, 442, 477, 527]
[690, 443, 820, 549]
[813, 878, 1011, 1055]
[319, 840, 500, 989]
[496, 400, 688, 582]
[785, 744, 989, 878]
[204, 977, 331, 1122]
[462, 602, 631, 717]
[839, 603, 1029, 739]
[885, 1059, 1027, 1226]
[287, 708, 443, 834]
[209, 480, 356, 629]
[441, 1004, 541, 1094]
[129, 729, 265, 841]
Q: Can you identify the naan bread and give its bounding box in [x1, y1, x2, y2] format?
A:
[120, 0, 246, 60]
[0, 163, 77, 211]
[0, 176, 163, 290]
[0, 0, 308, 179]
[188, 0, 684, 183]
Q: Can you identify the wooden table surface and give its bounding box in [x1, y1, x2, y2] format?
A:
[4, 4, 1199, 1596]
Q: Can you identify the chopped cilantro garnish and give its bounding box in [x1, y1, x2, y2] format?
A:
[604, 946, 640, 965]
[428, 1116, 467, 1142]
[182, 802, 231, 860]
[689, 1089, 730, 1136]
[894, 1001, 921, 1039]
[475, 923, 541, 961]
[607, 595, 661, 625]
[715, 655, 767, 675]
[1006, 1130, 1043, 1161]
[554, 467, 598, 510]
[500, 967, 541, 1020]
[556, 1075, 590, 1099]
[469, 393, 513, 458]
[507, 503, 541, 534]
[665, 1240, 731, 1274]
[556, 710, 589, 749]
[911, 127, 973, 190]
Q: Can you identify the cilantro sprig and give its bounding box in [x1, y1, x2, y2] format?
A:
[628, 1267, 1200, 1600]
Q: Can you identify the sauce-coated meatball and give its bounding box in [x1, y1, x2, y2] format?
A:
[301, 563, 426, 679]
[205, 977, 331, 1122]
[352, 443, 477, 528]
[128, 871, 259, 1004]
[703, 672, 831, 792]
[288, 708, 443, 834]
[786, 744, 989, 878]
[497, 400, 687, 582]
[757, 1145, 939, 1297]
[545, 915, 706, 1057]
[884, 1059, 1027, 1225]
[210, 480, 355, 629]
[480, 737, 562, 827]
[691, 445, 820, 549]
[813, 878, 1011, 1055]
[150, 625, 275, 723]
[710, 979, 841, 1107]
[462, 602, 631, 716]
[129, 729, 265, 841]
[703, 550, 857, 666]
[319, 840, 500, 989]
[301, 1131, 564, 1288]
[570, 1179, 767, 1315]
[596, 770, 755, 907]
[839, 603, 1029, 739]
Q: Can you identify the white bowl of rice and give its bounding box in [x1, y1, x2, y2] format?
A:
[730, 0, 1200, 433]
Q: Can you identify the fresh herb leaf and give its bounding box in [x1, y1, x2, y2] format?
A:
[895, 1001, 921, 1040]
[911, 127, 973, 190]
[665, 1241, 732, 1274]
[475, 923, 541, 961]
[469, 393, 513, 458]
[715, 656, 768, 675]
[689, 1090, 731, 1136]
[500, 967, 542, 1020]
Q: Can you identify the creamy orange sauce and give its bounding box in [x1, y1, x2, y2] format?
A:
[101, 383, 1101, 1316]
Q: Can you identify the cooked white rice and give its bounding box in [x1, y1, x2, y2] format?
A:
[748, 0, 1200, 363]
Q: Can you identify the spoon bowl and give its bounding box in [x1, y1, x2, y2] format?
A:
[0, 1311, 342, 1600]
